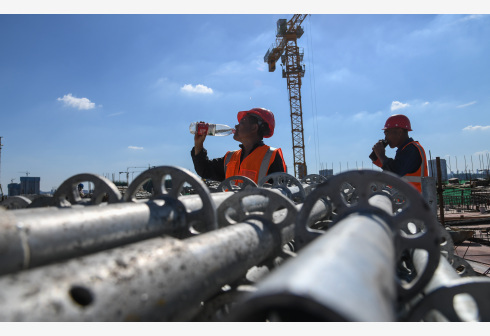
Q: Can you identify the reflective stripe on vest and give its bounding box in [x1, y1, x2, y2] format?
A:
[401, 141, 427, 193]
[258, 147, 276, 183]
[402, 175, 422, 182]
[224, 150, 234, 168]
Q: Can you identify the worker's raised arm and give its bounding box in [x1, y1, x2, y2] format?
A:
[194, 132, 207, 156]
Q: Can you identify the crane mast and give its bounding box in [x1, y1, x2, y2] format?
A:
[264, 14, 309, 179]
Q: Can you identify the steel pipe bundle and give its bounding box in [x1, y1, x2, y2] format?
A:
[0, 188, 299, 321]
[0, 182, 329, 276]
[0, 166, 489, 322]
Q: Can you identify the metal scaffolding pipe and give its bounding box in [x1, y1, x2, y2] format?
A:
[0, 185, 329, 277]
[0, 199, 191, 276]
[0, 214, 296, 321]
[409, 249, 490, 321]
[413, 249, 467, 294]
[228, 194, 397, 321]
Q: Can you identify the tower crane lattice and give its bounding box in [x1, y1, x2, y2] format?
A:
[264, 14, 309, 179]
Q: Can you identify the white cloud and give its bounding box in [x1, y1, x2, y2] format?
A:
[180, 84, 214, 94]
[128, 146, 144, 150]
[457, 101, 477, 108]
[391, 101, 410, 111]
[57, 93, 95, 110]
[462, 125, 490, 131]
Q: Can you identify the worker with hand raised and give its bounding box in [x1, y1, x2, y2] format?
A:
[370, 114, 428, 193]
[191, 108, 287, 184]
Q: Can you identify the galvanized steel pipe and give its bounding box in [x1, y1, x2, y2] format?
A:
[0, 193, 212, 276]
[408, 249, 490, 321]
[0, 201, 298, 321]
[228, 194, 398, 321]
[0, 185, 329, 277]
[0, 199, 190, 276]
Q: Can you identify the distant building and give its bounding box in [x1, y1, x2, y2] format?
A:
[20, 176, 40, 195]
[8, 183, 21, 196]
[428, 159, 448, 182]
[449, 169, 490, 181]
[319, 169, 334, 179]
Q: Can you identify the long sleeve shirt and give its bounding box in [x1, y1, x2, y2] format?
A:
[190, 141, 286, 182]
[381, 137, 422, 177]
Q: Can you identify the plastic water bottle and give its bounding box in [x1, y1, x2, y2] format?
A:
[189, 122, 235, 136]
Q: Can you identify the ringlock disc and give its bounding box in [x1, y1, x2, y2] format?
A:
[123, 166, 217, 234]
[216, 175, 257, 192]
[439, 227, 455, 265]
[216, 187, 297, 233]
[258, 172, 306, 203]
[295, 169, 442, 302]
[407, 277, 490, 321]
[450, 255, 478, 277]
[0, 195, 32, 209]
[53, 173, 122, 206]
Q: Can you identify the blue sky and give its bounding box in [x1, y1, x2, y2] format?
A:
[1, 3, 490, 192]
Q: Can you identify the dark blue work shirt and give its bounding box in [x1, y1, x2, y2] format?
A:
[382, 137, 422, 177]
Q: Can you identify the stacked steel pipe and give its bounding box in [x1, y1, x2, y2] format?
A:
[0, 166, 489, 321]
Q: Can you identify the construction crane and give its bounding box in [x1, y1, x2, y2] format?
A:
[264, 14, 309, 179]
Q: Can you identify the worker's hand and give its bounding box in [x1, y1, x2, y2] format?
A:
[372, 140, 387, 162]
[194, 122, 207, 155]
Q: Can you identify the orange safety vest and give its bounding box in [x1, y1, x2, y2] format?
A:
[372, 141, 427, 193]
[224, 145, 286, 184]
[401, 141, 427, 193]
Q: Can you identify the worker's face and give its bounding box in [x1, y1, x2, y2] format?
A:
[233, 115, 258, 142]
[384, 128, 403, 148]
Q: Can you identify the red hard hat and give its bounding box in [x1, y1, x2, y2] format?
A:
[382, 114, 412, 131]
[237, 107, 275, 138]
